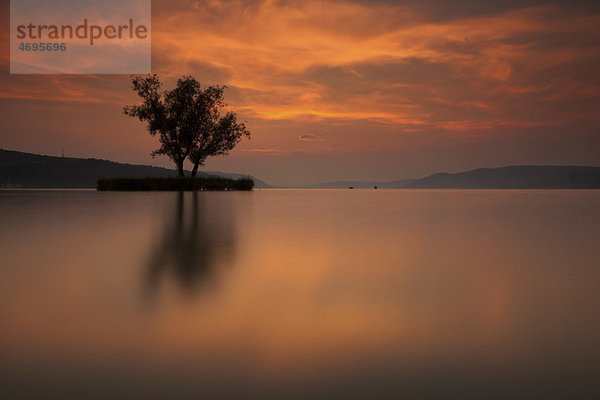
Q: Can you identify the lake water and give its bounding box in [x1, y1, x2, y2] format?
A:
[1, 189, 599, 399]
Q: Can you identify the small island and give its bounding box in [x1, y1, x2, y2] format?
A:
[97, 177, 254, 191]
[100, 75, 251, 191]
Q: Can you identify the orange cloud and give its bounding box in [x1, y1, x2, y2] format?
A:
[1, 0, 599, 175]
[241, 147, 280, 153]
[298, 134, 324, 142]
[147, 1, 600, 135]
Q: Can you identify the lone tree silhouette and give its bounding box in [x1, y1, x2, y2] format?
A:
[124, 75, 250, 177]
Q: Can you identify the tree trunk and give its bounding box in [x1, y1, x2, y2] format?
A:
[191, 161, 199, 178]
[177, 160, 185, 177]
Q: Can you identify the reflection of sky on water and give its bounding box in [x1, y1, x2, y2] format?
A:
[0, 190, 599, 398]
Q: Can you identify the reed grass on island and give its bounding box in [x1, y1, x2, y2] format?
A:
[97, 177, 254, 191]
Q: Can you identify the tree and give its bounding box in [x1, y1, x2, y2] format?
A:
[188, 87, 250, 177]
[124, 75, 250, 177]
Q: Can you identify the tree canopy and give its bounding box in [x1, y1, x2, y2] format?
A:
[124, 75, 250, 177]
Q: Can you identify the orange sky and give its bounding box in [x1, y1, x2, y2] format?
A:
[1, 0, 599, 185]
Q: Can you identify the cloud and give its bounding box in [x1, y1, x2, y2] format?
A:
[241, 147, 280, 153]
[147, 1, 600, 134]
[2, 0, 599, 133]
[298, 134, 325, 142]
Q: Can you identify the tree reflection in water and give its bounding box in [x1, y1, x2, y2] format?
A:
[144, 191, 237, 300]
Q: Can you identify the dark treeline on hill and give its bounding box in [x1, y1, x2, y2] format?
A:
[0, 149, 270, 188]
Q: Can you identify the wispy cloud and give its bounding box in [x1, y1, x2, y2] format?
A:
[298, 134, 325, 142]
[147, 1, 600, 135]
[241, 147, 280, 153]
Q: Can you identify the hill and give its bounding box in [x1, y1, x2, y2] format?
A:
[405, 166, 600, 189]
[0, 149, 272, 188]
[309, 166, 600, 189]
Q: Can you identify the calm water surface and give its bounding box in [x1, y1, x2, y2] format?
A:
[0, 189, 599, 399]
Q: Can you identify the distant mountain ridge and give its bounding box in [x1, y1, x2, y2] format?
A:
[405, 166, 600, 189]
[0, 149, 273, 188]
[311, 166, 600, 189]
